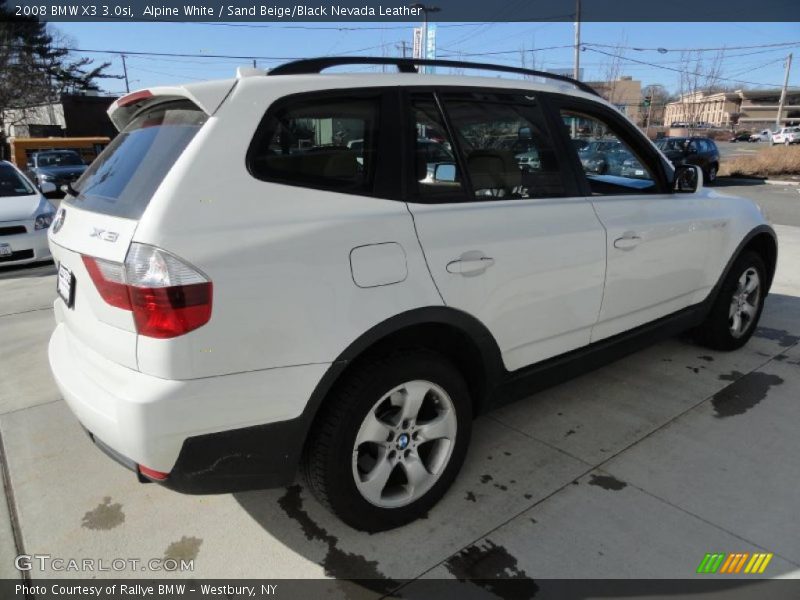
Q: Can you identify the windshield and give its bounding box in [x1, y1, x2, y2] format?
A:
[36, 152, 84, 167]
[580, 140, 621, 155]
[0, 165, 36, 197]
[66, 100, 207, 220]
[656, 139, 687, 152]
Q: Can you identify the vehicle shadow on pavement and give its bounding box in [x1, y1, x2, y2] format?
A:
[232, 293, 800, 593]
[0, 260, 55, 279]
[713, 178, 766, 188]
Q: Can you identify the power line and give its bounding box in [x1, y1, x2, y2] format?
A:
[584, 40, 800, 53]
[583, 46, 787, 88]
[0, 43, 390, 62]
[438, 44, 575, 57]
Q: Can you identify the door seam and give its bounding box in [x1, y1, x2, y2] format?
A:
[404, 202, 446, 305]
[587, 196, 609, 343]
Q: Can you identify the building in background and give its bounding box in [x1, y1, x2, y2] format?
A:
[737, 89, 800, 128]
[664, 91, 740, 128]
[586, 76, 643, 124]
[2, 93, 118, 140]
[664, 89, 800, 130]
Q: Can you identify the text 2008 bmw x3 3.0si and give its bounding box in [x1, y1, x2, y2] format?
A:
[47, 57, 777, 532]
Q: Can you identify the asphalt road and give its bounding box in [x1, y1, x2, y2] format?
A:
[714, 181, 800, 227]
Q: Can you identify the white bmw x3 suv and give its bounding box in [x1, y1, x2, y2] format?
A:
[48, 57, 776, 531]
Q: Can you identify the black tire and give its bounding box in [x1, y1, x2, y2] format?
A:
[695, 251, 767, 351]
[302, 349, 472, 531]
[705, 164, 718, 185]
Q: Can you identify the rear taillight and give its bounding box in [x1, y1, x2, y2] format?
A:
[82, 244, 212, 338]
[82, 256, 131, 309]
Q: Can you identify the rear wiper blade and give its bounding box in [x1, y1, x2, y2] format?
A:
[62, 182, 80, 197]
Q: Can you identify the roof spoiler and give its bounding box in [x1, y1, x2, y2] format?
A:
[107, 79, 238, 131]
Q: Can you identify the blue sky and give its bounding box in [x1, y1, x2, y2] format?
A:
[56, 21, 800, 94]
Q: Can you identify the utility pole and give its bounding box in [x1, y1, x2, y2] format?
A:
[121, 54, 130, 93]
[573, 0, 581, 81]
[571, 0, 581, 138]
[411, 3, 440, 73]
[397, 41, 411, 58]
[776, 53, 793, 129]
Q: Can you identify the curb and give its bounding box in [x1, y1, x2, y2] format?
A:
[764, 179, 800, 187]
[719, 177, 800, 187]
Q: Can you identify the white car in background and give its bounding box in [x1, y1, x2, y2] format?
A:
[749, 129, 773, 142]
[0, 160, 55, 266]
[770, 127, 800, 146]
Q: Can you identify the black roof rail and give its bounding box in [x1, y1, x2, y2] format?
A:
[267, 56, 600, 97]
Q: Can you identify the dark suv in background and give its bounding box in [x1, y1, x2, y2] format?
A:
[26, 150, 87, 196]
[655, 137, 720, 184]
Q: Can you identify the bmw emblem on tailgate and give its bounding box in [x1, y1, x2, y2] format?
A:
[52, 208, 65, 233]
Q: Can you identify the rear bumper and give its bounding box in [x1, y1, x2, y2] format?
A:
[48, 320, 330, 492]
[0, 229, 51, 266]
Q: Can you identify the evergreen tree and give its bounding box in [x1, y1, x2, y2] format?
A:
[1, 1, 120, 153]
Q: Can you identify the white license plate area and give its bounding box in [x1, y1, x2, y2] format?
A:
[57, 263, 75, 308]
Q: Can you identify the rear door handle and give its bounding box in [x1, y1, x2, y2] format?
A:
[613, 233, 642, 251]
[446, 252, 495, 276]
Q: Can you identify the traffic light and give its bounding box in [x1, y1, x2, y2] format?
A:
[643, 95, 652, 107]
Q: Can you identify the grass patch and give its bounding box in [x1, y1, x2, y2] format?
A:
[720, 146, 800, 178]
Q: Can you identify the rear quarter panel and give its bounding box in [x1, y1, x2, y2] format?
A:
[132, 78, 442, 380]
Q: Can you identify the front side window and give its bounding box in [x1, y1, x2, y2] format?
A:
[444, 95, 566, 200]
[562, 109, 658, 195]
[249, 96, 379, 194]
[411, 94, 462, 199]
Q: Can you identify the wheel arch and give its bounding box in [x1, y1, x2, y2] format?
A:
[742, 229, 778, 291]
[711, 225, 778, 305]
[296, 307, 504, 454]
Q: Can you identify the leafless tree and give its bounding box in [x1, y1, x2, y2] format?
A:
[597, 37, 627, 107]
[677, 50, 725, 133]
[1, 4, 119, 157]
[519, 43, 538, 79]
[642, 83, 669, 127]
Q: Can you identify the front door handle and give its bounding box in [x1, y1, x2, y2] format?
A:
[446, 251, 495, 276]
[613, 232, 642, 251]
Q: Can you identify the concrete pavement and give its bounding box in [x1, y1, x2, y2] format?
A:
[0, 191, 799, 588]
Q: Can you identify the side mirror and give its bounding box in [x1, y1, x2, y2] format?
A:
[39, 181, 57, 195]
[433, 163, 457, 183]
[673, 164, 703, 194]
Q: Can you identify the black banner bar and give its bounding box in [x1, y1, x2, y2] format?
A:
[5, 0, 798, 23]
[3, 579, 800, 600]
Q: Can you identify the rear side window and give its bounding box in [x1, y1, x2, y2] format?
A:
[442, 94, 567, 199]
[66, 100, 207, 220]
[248, 96, 379, 193]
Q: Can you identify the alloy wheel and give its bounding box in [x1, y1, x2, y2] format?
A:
[729, 267, 761, 338]
[351, 380, 457, 508]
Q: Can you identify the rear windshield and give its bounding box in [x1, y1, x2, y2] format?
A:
[65, 100, 207, 220]
[0, 164, 35, 197]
